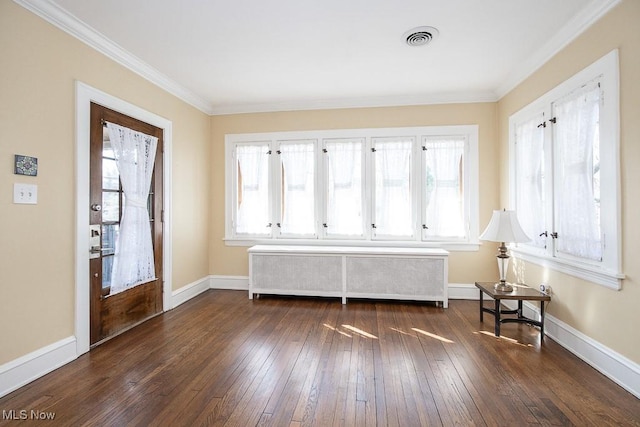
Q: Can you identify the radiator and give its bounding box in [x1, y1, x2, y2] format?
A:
[248, 245, 448, 307]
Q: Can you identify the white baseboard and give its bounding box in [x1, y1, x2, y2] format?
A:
[0, 336, 77, 398]
[209, 275, 249, 290]
[171, 276, 212, 309]
[514, 301, 640, 399]
[448, 283, 479, 300]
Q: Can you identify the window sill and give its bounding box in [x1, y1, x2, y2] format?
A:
[223, 237, 480, 252]
[511, 248, 624, 290]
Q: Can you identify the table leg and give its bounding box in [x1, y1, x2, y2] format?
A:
[494, 298, 501, 336]
[517, 300, 523, 318]
[479, 290, 484, 322]
[540, 301, 545, 339]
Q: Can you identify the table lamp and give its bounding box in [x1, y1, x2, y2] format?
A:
[479, 209, 530, 292]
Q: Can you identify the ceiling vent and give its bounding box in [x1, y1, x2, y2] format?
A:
[404, 26, 439, 47]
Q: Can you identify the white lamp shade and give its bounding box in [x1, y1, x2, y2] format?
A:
[480, 209, 530, 243]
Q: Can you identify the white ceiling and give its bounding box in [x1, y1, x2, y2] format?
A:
[18, 0, 619, 114]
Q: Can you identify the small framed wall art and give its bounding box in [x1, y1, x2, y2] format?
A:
[14, 154, 38, 176]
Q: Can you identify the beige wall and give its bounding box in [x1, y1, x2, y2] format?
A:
[497, 0, 640, 363]
[209, 103, 500, 283]
[0, 2, 210, 364]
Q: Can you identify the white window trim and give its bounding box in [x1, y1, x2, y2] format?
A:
[225, 125, 479, 251]
[508, 49, 623, 290]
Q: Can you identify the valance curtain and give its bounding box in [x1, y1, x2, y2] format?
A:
[106, 122, 158, 294]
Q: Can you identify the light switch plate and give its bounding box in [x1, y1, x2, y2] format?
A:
[13, 183, 37, 204]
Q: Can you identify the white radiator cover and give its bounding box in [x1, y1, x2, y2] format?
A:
[248, 245, 449, 307]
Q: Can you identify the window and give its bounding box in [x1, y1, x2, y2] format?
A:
[278, 140, 317, 237]
[422, 136, 467, 240]
[509, 49, 622, 289]
[235, 143, 270, 236]
[323, 138, 364, 238]
[226, 125, 479, 249]
[372, 137, 415, 239]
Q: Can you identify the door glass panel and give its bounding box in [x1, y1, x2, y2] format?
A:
[102, 158, 119, 190]
[102, 255, 113, 289]
[102, 191, 120, 222]
[103, 131, 115, 158]
[101, 224, 119, 256]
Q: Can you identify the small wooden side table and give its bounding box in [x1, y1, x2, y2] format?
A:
[475, 281, 551, 338]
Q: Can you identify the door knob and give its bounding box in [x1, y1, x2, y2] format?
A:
[91, 204, 102, 211]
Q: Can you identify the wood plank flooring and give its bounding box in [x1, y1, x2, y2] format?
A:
[1, 290, 638, 426]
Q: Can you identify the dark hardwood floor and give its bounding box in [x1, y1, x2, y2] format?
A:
[1, 290, 638, 426]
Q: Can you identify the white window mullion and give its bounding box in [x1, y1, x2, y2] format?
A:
[363, 137, 374, 241]
[412, 139, 422, 242]
[272, 140, 283, 239]
[543, 108, 555, 258]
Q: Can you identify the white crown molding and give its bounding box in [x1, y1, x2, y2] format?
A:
[495, 0, 622, 99]
[13, 0, 215, 115]
[209, 91, 499, 115]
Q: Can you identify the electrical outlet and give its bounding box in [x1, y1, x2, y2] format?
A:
[13, 183, 37, 204]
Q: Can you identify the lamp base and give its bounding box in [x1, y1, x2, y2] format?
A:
[494, 281, 514, 293]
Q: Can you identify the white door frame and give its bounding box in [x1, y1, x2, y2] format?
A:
[75, 81, 173, 356]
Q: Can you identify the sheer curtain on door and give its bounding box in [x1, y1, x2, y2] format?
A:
[106, 122, 158, 294]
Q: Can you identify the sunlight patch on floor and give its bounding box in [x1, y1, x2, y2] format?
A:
[390, 327, 415, 337]
[476, 330, 533, 347]
[341, 325, 378, 339]
[323, 323, 352, 338]
[411, 328, 455, 343]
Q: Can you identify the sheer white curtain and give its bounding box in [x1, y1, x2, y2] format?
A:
[280, 142, 315, 235]
[106, 122, 158, 294]
[236, 144, 270, 235]
[423, 138, 465, 238]
[553, 83, 602, 261]
[515, 114, 546, 249]
[326, 140, 363, 236]
[374, 139, 413, 237]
